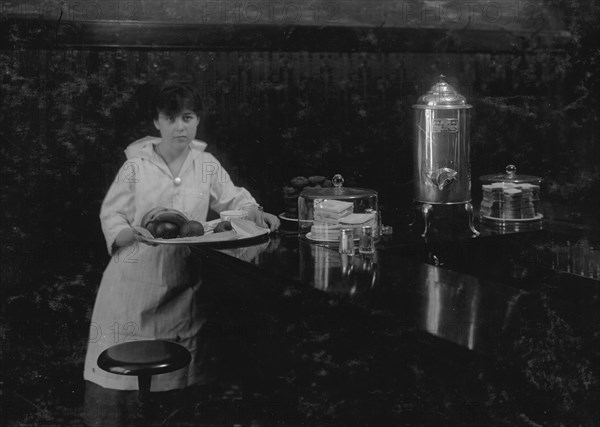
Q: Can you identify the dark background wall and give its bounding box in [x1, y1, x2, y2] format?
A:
[0, 1, 599, 424]
[2, 47, 598, 290]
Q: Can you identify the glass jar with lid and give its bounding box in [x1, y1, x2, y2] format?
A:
[298, 174, 379, 243]
[479, 164, 543, 225]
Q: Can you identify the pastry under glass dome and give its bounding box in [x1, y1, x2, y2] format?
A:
[298, 174, 379, 243]
[478, 164, 543, 228]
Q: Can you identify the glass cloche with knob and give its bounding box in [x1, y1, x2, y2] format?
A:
[298, 174, 379, 243]
[478, 164, 543, 226]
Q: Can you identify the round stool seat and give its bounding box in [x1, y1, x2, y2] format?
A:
[98, 340, 191, 377]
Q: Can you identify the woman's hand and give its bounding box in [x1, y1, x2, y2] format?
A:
[114, 227, 137, 249]
[260, 211, 281, 232]
[242, 205, 280, 232]
[112, 227, 157, 254]
[132, 227, 160, 246]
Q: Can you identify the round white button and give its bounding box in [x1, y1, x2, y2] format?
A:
[174, 177, 182, 186]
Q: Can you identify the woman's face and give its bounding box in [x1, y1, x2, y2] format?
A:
[154, 109, 199, 147]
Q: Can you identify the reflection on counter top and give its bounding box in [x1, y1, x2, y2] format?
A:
[300, 244, 379, 295]
[418, 263, 524, 353]
[192, 219, 599, 426]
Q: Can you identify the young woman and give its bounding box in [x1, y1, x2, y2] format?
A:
[83, 82, 279, 425]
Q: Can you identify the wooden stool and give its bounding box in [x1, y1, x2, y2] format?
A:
[97, 340, 191, 424]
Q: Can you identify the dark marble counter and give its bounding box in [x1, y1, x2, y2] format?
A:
[192, 219, 599, 426]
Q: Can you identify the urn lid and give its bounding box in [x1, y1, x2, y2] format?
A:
[412, 75, 472, 109]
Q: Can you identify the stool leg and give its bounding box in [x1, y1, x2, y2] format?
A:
[137, 375, 152, 426]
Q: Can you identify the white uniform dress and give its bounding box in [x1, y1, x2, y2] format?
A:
[84, 136, 257, 391]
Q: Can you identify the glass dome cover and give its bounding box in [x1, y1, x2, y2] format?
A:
[478, 164, 543, 226]
[479, 164, 542, 185]
[299, 174, 377, 199]
[298, 174, 379, 242]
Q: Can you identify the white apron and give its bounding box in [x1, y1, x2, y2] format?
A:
[84, 137, 257, 391]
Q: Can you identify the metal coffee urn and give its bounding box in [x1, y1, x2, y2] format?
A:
[412, 75, 479, 237]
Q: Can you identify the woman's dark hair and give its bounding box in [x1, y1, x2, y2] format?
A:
[152, 81, 203, 120]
